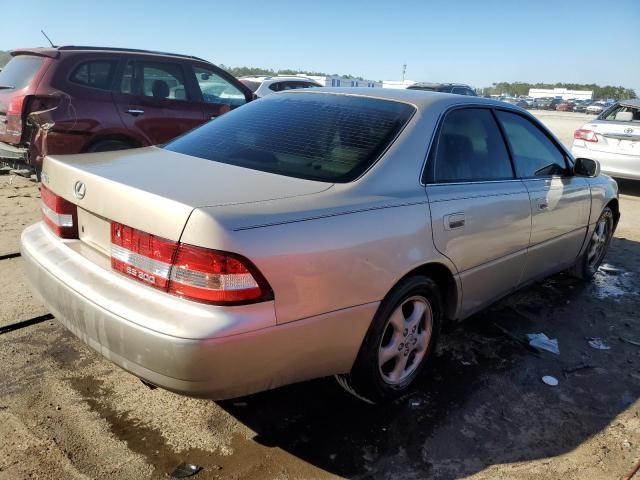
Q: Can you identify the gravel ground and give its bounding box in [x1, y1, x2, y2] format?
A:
[0, 110, 638, 480]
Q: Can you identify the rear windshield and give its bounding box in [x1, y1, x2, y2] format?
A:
[164, 93, 415, 182]
[240, 80, 261, 92]
[0, 55, 44, 89]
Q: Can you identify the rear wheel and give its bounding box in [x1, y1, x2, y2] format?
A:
[335, 276, 442, 404]
[570, 207, 614, 280]
[86, 139, 133, 153]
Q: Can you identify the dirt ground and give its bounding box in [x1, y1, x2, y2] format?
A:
[0, 110, 639, 480]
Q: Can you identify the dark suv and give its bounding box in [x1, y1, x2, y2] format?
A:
[407, 82, 476, 96]
[0, 46, 253, 178]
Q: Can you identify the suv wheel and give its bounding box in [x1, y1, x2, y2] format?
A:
[335, 275, 442, 404]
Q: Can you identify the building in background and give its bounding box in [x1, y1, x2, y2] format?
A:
[382, 80, 417, 89]
[529, 88, 593, 100]
[296, 74, 381, 88]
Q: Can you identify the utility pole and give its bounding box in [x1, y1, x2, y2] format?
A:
[402, 64, 407, 82]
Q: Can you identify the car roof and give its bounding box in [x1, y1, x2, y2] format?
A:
[409, 82, 472, 89]
[240, 76, 318, 82]
[10, 45, 206, 61]
[283, 87, 516, 110]
[619, 98, 640, 108]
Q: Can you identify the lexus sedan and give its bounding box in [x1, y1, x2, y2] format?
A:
[572, 98, 640, 180]
[22, 89, 619, 403]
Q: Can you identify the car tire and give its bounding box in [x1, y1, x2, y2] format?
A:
[335, 275, 442, 404]
[569, 207, 615, 280]
[86, 139, 133, 153]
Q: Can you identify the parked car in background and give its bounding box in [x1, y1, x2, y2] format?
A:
[586, 102, 608, 115]
[572, 98, 640, 180]
[407, 82, 476, 96]
[533, 97, 553, 109]
[22, 89, 618, 403]
[239, 76, 322, 98]
[518, 96, 534, 108]
[0, 46, 253, 179]
[572, 100, 588, 113]
[556, 100, 573, 111]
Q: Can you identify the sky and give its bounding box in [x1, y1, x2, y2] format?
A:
[1, 0, 639, 94]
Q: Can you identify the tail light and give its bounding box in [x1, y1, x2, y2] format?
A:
[574, 129, 598, 142]
[40, 184, 78, 238]
[6, 95, 26, 137]
[110, 222, 272, 305]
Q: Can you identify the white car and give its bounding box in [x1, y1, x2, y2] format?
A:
[572, 98, 640, 180]
[239, 76, 322, 98]
[585, 102, 608, 114]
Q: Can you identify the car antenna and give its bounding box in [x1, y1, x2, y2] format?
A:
[41, 30, 55, 48]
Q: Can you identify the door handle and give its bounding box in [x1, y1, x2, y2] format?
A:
[444, 213, 465, 230]
[126, 108, 145, 116]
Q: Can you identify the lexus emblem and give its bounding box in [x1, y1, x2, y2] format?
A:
[74, 181, 86, 200]
[624, 128, 633, 134]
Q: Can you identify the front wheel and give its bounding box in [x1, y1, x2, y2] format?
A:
[570, 207, 615, 280]
[335, 276, 442, 404]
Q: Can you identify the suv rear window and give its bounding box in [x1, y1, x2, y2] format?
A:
[0, 55, 44, 89]
[70, 60, 117, 90]
[164, 93, 415, 182]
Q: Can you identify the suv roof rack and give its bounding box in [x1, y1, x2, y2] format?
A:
[57, 45, 206, 62]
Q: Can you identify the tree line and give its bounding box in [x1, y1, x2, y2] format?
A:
[482, 81, 636, 100]
[218, 64, 365, 80]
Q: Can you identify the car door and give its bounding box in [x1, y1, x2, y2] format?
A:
[190, 65, 250, 120]
[424, 107, 532, 316]
[112, 59, 204, 145]
[494, 110, 591, 282]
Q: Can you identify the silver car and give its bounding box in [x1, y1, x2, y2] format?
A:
[572, 98, 640, 180]
[22, 89, 619, 403]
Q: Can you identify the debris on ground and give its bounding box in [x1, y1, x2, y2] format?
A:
[563, 363, 596, 375]
[542, 375, 559, 386]
[620, 336, 640, 347]
[527, 333, 560, 354]
[170, 463, 203, 478]
[588, 338, 611, 350]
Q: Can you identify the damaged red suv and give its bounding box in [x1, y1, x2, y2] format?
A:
[0, 46, 253, 179]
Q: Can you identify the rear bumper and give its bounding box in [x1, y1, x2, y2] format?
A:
[572, 145, 640, 181]
[0, 141, 28, 161]
[21, 223, 374, 399]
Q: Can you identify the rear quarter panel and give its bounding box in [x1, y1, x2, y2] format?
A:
[181, 200, 453, 324]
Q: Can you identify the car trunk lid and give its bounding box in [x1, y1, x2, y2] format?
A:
[583, 120, 640, 156]
[41, 146, 333, 256]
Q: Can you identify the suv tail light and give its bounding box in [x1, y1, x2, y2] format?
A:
[574, 129, 598, 143]
[40, 184, 78, 238]
[110, 222, 272, 305]
[6, 95, 26, 137]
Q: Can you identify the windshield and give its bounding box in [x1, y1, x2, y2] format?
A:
[164, 93, 415, 183]
[0, 55, 44, 89]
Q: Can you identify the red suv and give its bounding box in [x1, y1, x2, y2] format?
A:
[0, 46, 253, 178]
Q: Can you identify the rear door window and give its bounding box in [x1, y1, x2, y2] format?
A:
[431, 108, 514, 183]
[0, 55, 44, 89]
[193, 66, 247, 107]
[70, 60, 117, 90]
[141, 62, 189, 101]
[164, 93, 415, 182]
[496, 110, 568, 177]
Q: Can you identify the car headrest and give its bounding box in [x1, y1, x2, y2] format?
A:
[151, 80, 170, 99]
[615, 111, 633, 122]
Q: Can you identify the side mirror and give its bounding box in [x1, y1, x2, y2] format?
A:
[574, 157, 600, 177]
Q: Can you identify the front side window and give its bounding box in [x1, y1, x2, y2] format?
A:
[432, 108, 513, 183]
[141, 62, 188, 101]
[164, 93, 415, 183]
[496, 110, 568, 177]
[194, 66, 246, 107]
[70, 60, 116, 90]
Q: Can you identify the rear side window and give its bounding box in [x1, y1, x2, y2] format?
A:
[432, 108, 513, 182]
[70, 60, 116, 90]
[496, 110, 567, 177]
[0, 55, 44, 89]
[602, 104, 640, 122]
[164, 93, 415, 183]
